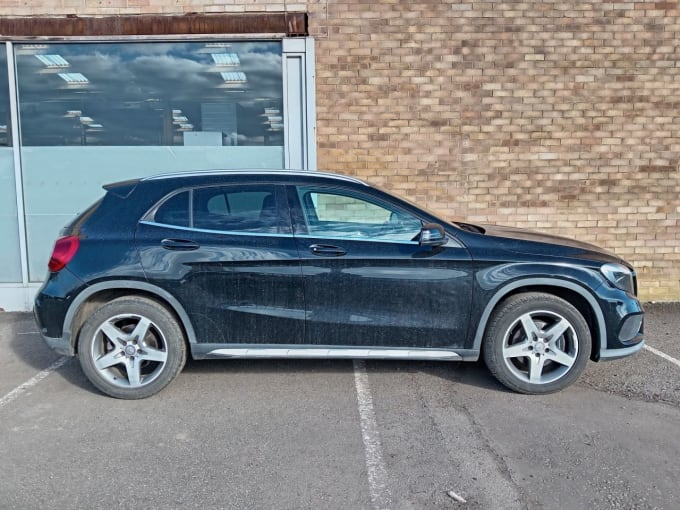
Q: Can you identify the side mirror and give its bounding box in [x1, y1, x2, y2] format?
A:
[419, 223, 447, 247]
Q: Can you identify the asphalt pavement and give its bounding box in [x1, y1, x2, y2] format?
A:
[1, 304, 679, 509]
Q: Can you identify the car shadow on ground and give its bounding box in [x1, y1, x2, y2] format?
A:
[182, 357, 363, 375]
[364, 359, 512, 393]
[8, 329, 102, 396]
[6, 309, 509, 397]
[182, 357, 511, 394]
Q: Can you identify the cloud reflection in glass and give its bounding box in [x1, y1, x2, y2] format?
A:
[16, 41, 284, 147]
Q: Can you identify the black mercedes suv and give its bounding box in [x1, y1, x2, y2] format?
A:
[34, 170, 644, 399]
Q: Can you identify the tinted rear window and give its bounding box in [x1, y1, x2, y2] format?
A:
[150, 185, 281, 234]
[193, 186, 278, 233]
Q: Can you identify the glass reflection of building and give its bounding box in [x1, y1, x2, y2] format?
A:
[0, 37, 315, 308]
[16, 42, 285, 148]
[0, 45, 21, 284]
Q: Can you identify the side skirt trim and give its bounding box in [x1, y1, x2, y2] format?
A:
[192, 344, 465, 361]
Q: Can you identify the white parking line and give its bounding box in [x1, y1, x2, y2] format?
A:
[353, 360, 391, 510]
[644, 345, 680, 370]
[0, 357, 69, 409]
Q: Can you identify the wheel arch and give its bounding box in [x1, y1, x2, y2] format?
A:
[472, 278, 605, 361]
[64, 281, 197, 354]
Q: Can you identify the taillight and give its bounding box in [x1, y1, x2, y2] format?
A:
[48, 236, 80, 272]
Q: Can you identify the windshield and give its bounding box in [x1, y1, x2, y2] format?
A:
[371, 182, 486, 234]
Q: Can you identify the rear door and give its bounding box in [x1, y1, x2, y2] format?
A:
[288, 184, 473, 349]
[135, 182, 304, 346]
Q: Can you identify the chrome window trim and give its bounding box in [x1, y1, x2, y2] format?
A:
[292, 233, 420, 245]
[139, 220, 426, 245]
[139, 220, 294, 239]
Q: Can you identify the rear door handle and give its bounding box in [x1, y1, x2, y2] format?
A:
[309, 244, 347, 257]
[161, 238, 200, 251]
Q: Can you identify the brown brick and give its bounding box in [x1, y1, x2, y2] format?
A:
[0, 0, 678, 300]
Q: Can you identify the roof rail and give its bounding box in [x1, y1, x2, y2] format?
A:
[142, 169, 368, 186]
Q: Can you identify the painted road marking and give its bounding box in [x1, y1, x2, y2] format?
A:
[644, 345, 680, 370]
[0, 357, 69, 409]
[353, 359, 391, 510]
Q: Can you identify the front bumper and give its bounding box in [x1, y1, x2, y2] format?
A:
[599, 338, 645, 361]
[595, 283, 645, 361]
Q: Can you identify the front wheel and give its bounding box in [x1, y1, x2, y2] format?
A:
[77, 296, 187, 399]
[483, 292, 591, 394]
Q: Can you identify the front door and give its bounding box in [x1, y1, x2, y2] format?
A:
[288, 184, 473, 348]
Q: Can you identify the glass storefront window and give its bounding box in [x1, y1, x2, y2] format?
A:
[16, 41, 284, 147]
[0, 46, 9, 148]
[0, 44, 22, 283]
[15, 41, 286, 281]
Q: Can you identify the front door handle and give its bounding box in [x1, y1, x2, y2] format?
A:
[161, 238, 200, 251]
[309, 244, 347, 257]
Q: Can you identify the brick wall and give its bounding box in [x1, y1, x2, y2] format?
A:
[309, 0, 680, 302]
[0, 0, 678, 300]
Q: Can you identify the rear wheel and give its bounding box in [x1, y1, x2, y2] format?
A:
[483, 292, 591, 394]
[77, 296, 187, 399]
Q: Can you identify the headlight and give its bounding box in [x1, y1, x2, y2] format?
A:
[601, 263, 634, 294]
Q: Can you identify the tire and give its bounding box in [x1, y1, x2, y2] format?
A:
[77, 296, 187, 399]
[482, 292, 591, 394]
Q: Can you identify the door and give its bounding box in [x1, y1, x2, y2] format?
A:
[135, 183, 304, 346]
[289, 184, 473, 348]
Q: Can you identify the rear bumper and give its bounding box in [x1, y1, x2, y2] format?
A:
[34, 303, 75, 356]
[41, 333, 75, 357]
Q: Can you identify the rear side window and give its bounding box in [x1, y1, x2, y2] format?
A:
[150, 185, 283, 234]
[193, 186, 279, 233]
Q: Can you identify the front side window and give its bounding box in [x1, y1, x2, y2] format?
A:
[151, 185, 282, 234]
[296, 187, 422, 242]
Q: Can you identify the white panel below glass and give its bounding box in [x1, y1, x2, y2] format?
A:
[24, 214, 73, 283]
[0, 148, 21, 283]
[22, 145, 285, 281]
[0, 283, 41, 312]
[0, 214, 24, 283]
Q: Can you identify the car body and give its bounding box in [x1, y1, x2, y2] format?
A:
[34, 170, 644, 398]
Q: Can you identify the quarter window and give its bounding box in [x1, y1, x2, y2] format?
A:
[154, 191, 190, 227]
[297, 188, 422, 242]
